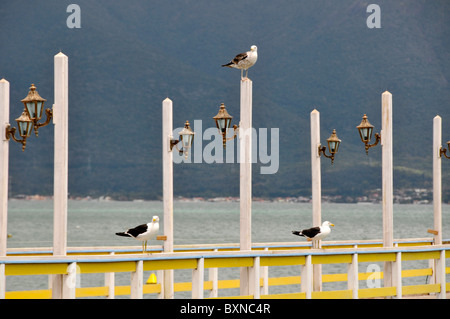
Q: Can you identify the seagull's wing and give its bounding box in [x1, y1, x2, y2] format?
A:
[300, 226, 321, 238]
[232, 52, 248, 64]
[124, 224, 148, 238]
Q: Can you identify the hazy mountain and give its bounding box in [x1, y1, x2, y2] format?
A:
[0, 0, 449, 200]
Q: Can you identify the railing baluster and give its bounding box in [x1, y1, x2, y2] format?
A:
[436, 249, 446, 299]
[301, 255, 312, 299]
[105, 252, 115, 299]
[192, 257, 204, 299]
[208, 249, 218, 298]
[130, 260, 143, 299]
[393, 251, 402, 299]
[348, 245, 359, 299]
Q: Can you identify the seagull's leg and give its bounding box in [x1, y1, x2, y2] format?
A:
[245, 69, 248, 78]
[148, 241, 153, 255]
[241, 69, 243, 80]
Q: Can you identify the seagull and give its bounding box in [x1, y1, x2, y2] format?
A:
[116, 216, 160, 253]
[292, 221, 334, 241]
[222, 45, 258, 79]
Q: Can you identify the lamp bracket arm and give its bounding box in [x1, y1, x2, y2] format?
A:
[6, 125, 21, 143]
[318, 145, 332, 159]
[35, 108, 53, 129]
[226, 125, 239, 141]
[237, 121, 242, 139]
[318, 144, 336, 164]
[440, 147, 450, 159]
[169, 137, 180, 152]
[5, 124, 26, 151]
[364, 132, 381, 154]
[368, 132, 381, 147]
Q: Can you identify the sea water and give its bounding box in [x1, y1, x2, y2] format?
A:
[4, 199, 450, 298]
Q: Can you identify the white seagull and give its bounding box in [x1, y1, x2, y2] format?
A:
[222, 45, 258, 79]
[116, 216, 160, 253]
[292, 221, 334, 241]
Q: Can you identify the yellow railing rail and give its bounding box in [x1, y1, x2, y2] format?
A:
[1, 239, 449, 299]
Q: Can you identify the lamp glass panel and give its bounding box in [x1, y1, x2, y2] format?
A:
[26, 102, 36, 119]
[335, 141, 340, 153]
[36, 101, 43, 119]
[218, 118, 231, 134]
[217, 119, 226, 131]
[18, 121, 31, 137]
[360, 127, 372, 142]
[329, 141, 336, 153]
[181, 134, 193, 148]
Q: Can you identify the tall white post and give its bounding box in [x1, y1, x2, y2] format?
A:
[433, 116, 442, 245]
[52, 52, 69, 298]
[239, 79, 252, 295]
[53, 52, 69, 256]
[162, 98, 174, 299]
[0, 79, 10, 299]
[381, 91, 393, 287]
[310, 110, 322, 231]
[310, 109, 322, 291]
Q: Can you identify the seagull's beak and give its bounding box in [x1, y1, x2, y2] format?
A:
[330, 223, 335, 227]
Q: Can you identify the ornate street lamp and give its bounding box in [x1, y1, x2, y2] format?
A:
[356, 114, 380, 155]
[170, 120, 195, 159]
[439, 140, 450, 159]
[213, 103, 238, 148]
[318, 129, 341, 164]
[5, 84, 53, 151]
[5, 111, 33, 151]
[21, 84, 52, 136]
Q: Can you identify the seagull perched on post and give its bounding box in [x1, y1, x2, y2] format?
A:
[222, 45, 258, 79]
[292, 221, 334, 241]
[116, 216, 160, 254]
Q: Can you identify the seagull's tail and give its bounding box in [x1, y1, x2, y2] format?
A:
[116, 232, 131, 237]
[292, 231, 304, 237]
[221, 62, 233, 67]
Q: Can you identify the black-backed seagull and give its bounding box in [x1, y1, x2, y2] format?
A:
[292, 221, 334, 241]
[116, 216, 160, 253]
[222, 45, 258, 79]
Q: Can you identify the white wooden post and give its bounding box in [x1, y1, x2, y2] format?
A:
[433, 116, 442, 245]
[162, 98, 174, 299]
[0, 264, 4, 299]
[249, 256, 260, 299]
[62, 262, 76, 299]
[52, 52, 69, 299]
[382, 91, 394, 288]
[301, 255, 313, 299]
[53, 52, 69, 256]
[105, 252, 115, 299]
[310, 110, 322, 229]
[347, 247, 359, 299]
[0, 79, 9, 299]
[157, 269, 165, 299]
[393, 251, 402, 299]
[436, 249, 446, 299]
[130, 260, 143, 299]
[260, 248, 269, 296]
[105, 272, 115, 299]
[239, 79, 252, 295]
[192, 258, 204, 299]
[310, 109, 322, 291]
[208, 249, 218, 298]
